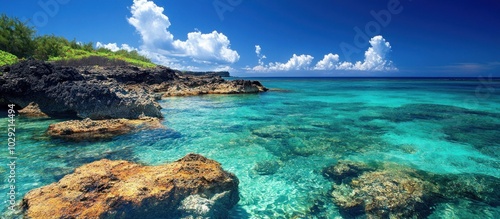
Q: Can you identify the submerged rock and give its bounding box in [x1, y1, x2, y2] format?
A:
[22, 153, 240, 219]
[47, 117, 165, 140]
[252, 160, 281, 175]
[322, 160, 375, 184]
[327, 161, 500, 218]
[432, 173, 500, 207]
[331, 169, 436, 218]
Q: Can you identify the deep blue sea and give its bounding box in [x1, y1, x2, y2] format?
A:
[1, 78, 500, 218]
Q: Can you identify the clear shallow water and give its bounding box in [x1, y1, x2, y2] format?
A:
[1, 78, 500, 218]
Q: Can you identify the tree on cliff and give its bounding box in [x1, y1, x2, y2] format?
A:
[0, 14, 36, 58]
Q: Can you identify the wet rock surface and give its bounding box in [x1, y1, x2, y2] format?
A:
[22, 154, 240, 219]
[47, 117, 165, 141]
[18, 102, 48, 117]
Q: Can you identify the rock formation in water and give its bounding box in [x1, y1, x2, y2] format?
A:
[77, 65, 267, 97]
[331, 168, 436, 218]
[17, 102, 48, 117]
[47, 117, 164, 141]
[181, 71, 230, 77]
[326, 160, 500, 218]
[22, 154, 240, 219]
[161, 75, 268, 97]
[0, 60, 267, 119]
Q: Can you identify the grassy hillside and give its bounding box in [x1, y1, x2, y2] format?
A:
[50, 46, 156, 68]
[1, 14, 156, 68]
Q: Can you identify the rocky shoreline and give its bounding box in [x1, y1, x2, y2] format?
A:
[0, 60, 267, 119]
[0, 60, 266, 217]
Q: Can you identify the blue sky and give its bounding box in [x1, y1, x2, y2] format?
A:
[2, 0, 499, 77]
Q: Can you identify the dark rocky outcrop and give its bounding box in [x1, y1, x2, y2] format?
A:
[77, 66, 266, 96]
[0, 60, 162, 119]
[181, 71, 230, 77]
[161, 76, 268, 97]
[1, 60, 267, 119]
[22, 154, 240, 219]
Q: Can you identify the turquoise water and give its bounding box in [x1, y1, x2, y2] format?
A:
[1, 78, 500, 218]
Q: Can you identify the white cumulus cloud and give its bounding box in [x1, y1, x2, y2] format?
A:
[336, 35, 396, 71]
[255, 45, 267, 66]
[127, 0, 173, 48]
[172, 31, 240, 63]
[267, 54, 314, 71]
[126, 0, 239, 66]
[99, 0, 238, 70]
[251, 35, 397, 72]
[96, 42, 136, 52]
[314, 53, 340, 70]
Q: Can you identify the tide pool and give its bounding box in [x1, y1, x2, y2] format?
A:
[1, 78, 499, 218]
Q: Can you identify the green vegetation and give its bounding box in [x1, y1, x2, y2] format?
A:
[49, 45, 156, 68]
[0, 50, 18, 67]
[0, 14, 155, 68]
[0, 14, 35, 58]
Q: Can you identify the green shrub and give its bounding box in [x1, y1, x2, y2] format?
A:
[33, 35, 69, 60]
[0, 50, 18, 66]
[0, 13, 156, 68]
[0, 14, 35, 58]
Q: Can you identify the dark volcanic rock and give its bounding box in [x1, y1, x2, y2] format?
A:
[1, 60, 267, 119]
[22, 154, 240, 219]
[160, 76, 268, 97]
[0, 60, 162, 119]
[76, 65, 268, 97]
[77, 65, 179, 85]
[182, 71, 230, 77]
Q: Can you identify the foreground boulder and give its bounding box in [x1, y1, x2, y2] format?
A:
[47, 117, 164, 140]
[0, 60, 162, 119]
[22, 154, 240, 219]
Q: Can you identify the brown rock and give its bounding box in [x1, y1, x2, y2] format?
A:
[331, 167, 436, 218]
[22, 154, 240, 219]
[47, 117, 164, 140]
[18, 102, 48, 117]
[161, 76, 268, 97]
